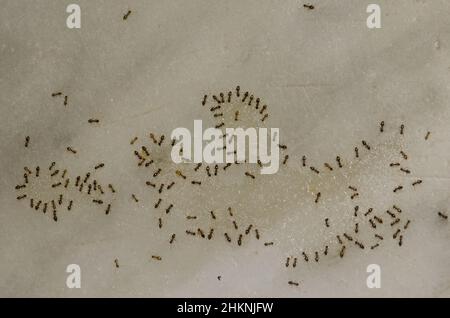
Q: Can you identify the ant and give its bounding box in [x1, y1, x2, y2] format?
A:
[123, 10, 131, 20]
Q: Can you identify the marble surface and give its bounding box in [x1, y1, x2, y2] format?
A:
[0, 0, 449, 297]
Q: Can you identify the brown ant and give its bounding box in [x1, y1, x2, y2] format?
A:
[167, 182, 175, 190]
[149, 133, 158, 144]
[403, 220, 411, 229]
[393, 186, 403, 193]
[66, 147, 77, 154]
[339, 246, 346, 258]
[400, 168, 410, 174]
[123, 10, 131, 20]
[93, 163, 105, 171]
[400, 151, 408, 160]
[245, 172, 255, 179]
[343, 233, 353, 241]
[50, 169, 60, 177]
[302, 252, 309, 262]
[373, 216, 383, 224]
[336, 156, 342, 168]
[158, 135, 165, 146]
[310, 166, 319, 174]
[362, 140, 370, 150]
[197, 228, 205, 238]
[438, 212, 448, 220]
[153, 168, 162, 177]
[350, 193, 359, 200]
[176, 170, 186, 179]
[315, 192, 321, 203]
[248, 95, 254, 106]
[393, 229, 401, 239]
[108, 184, 116, 193]
[374, 234, 383, 240]
[237, 234, 243, 246]
[52, 182, 62, 188]
[242, 92, 249, 102]
[386, 210, 396, 218]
